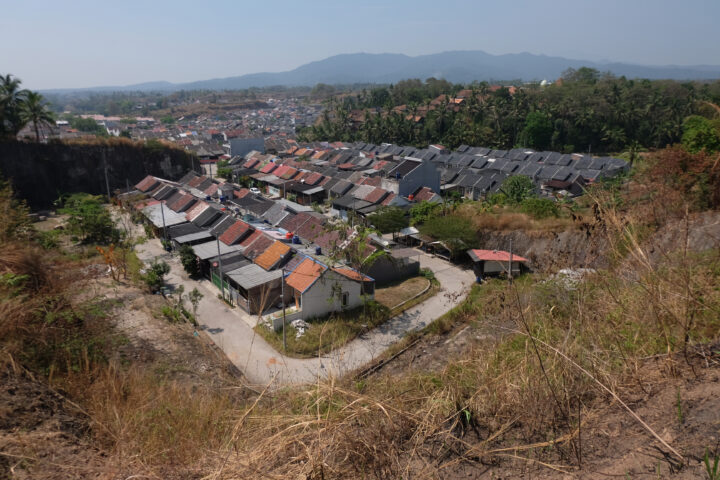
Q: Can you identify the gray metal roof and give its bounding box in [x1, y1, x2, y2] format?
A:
[192, 240, 244, 260]
[174, 231, 213, 244]
[226, 263, 283, 289]
[142, 203, 188, 228]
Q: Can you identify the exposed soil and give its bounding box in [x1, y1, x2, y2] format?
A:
[0, 266, 247, 479]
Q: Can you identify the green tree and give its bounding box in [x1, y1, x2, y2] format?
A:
[520, 111, 553, 149]
[1, 74, 28, 138]
[371, 206, 408, 234]
[418, 215, 477, 258]
[409, 201, 441, 225]
[144, 260, 170, 292]
[21, 91, 55, 141]
[500, 175, 536, 204]
[682, 115, 720, 153]
[216, 159, 232, 179]
[186, 287, 204, 325]
[179, 244, 201, 277]
[59, 193, 121, 244]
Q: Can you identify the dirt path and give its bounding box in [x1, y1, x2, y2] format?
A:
[134, 237, 474, 387]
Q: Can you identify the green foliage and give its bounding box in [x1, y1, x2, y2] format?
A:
[216, 167, 232, 179]
[160, 115, 175, 125]
[409, 200, 440, 225]
[520, 111, 553, 150]
[36, 229, 61, 250]
[704, 448, 720, 480]
[69, 116, 104, 133]
[520, 197, 560, 219]
[179, 244, 201, 277]
[371, 206, 409, 234]
[419, 215, 477, 255]
[59, 193, 121, 244]
[303, 75, 709, 152]
[144, 260, 170, 292]
[500, 175, 536, 204]
[682, 115, 720, 153]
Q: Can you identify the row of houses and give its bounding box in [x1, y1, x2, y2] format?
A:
[130, 173, 420, 322]
[229, 140, 628, 214]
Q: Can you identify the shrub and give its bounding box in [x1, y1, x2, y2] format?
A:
[520, 197, 560, 219]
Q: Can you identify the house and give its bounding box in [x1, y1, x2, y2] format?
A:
[385, 158, 441, 197]
[225, 263, 285, 313]
[467, 249, 529, 279]
[284, 256, 374, 320]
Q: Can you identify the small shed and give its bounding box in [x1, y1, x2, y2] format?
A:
[467, 249, 529, 279]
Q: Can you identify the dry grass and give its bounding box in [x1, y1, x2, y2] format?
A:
[455, 203, 579, 233]
[3, 152, 720, 478]
[374, 276, 431, 309]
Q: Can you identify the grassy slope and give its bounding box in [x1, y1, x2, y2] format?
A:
[2, 148, 720, 478]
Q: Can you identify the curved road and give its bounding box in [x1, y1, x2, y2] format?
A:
[136, 240, 474, 386]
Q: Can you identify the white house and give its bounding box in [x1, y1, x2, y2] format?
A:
[284, 256, 374, 320]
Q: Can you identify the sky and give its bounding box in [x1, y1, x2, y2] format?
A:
[2, 0, 719, 90]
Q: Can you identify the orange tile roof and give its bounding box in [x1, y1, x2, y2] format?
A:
[188, 175, 207, 188]
[254, 241, 291, 271]
[185, 201, 209, 221]
[136, 175, 159, 192]
[285, 257, 327, 293]
[219, 220, 251, 245]
[332, 267, 373, 282]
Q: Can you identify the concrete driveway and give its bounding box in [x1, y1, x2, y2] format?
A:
[135, 239, 474, 387]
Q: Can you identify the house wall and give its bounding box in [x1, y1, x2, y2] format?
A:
[364, 255, 419, 286]
[399, 161, 440, 197]
[481, 260, 524, 275]
[298, 271, 365, 320]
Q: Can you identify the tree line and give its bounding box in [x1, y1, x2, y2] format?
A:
[1, 74, 56, 141]
[300, 68, 720, 154]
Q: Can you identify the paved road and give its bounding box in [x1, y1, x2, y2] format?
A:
[135, 239, 474, 387]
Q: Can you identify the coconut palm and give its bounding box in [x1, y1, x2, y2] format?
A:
[21, 91, 55, 141]
[0, 74, 29, 138]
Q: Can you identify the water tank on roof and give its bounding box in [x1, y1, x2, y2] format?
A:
[292, 235, 301, 244]
[408, 194, 414, 201]
[315, 246, 322, 255]
[205, 196, 212, 201]
[285, 232, 293, 239]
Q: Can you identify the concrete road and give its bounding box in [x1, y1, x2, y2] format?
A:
[135, 239, 474, 387]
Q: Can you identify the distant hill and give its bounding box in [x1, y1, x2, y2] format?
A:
[43, 50, 720, 93]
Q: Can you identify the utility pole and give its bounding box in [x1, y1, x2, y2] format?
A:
[103, 150, 112, 203]
[508, 238, 513, 285]
[215, 234, 225, 301]
[126, 178, 130, 194]
[160, 201, 167, 243]
[281, 266, 286, 352]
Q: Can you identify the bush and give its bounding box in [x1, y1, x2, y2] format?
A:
[520, 197, 560, 219]
[144, 260, 170, 292]
[59, 193, 122, 245]
[179, 244, 201, 277]
[500, 175, 536, 204]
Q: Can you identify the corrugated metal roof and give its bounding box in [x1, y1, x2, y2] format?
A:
[191, 240, 244, 260]
[227, 263, 283, 289]
[142, 202, 187, 228]
[174, 231, 213, 244]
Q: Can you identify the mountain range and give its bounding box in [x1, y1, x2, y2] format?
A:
[43, 50, 720, 93]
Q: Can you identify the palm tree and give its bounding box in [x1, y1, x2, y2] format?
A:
[21, 91, 55, 141]
[0, 74, 29, 138]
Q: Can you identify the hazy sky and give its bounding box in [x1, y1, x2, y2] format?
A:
[2, 0, 719, 89]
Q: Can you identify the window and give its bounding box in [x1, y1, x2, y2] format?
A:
[341, 292, 349, 307]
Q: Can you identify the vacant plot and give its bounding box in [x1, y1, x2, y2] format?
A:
[374, 276, 431, 309]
